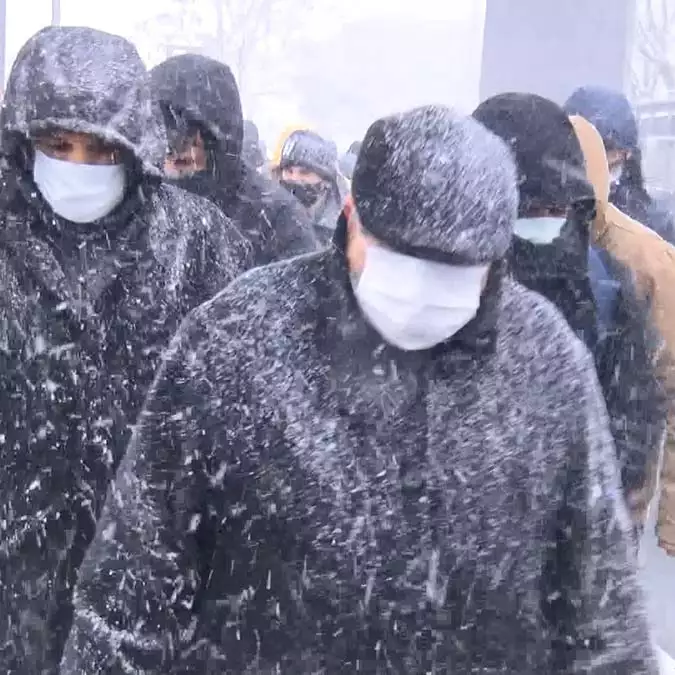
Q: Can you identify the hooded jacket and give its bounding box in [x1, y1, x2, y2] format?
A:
[0, 27, 249, 674]
[242, 119, 265, 169]
[571, 114, 675, 550]
[150, 54, 318, 265]
[273, 128, 345, 246]
[63, 106, 656, 674]
[474, 93, 667, 507]
[564, 86, 675, 244]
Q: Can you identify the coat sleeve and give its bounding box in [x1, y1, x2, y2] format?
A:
[596, 205, 675, 553]
[545, 348, 658, 674]
[272, 193, 321, 257]
[152, 185, 250, 309]
[60, 313, 251, 674]
[256, 191, 319, 264]
[594, 257, 668, 516]
[236, 168, 319, 267]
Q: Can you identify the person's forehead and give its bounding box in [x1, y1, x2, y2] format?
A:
[284, 165, 317, 174]
[37, 129, 107, 145]
[166, 125, 201, 147]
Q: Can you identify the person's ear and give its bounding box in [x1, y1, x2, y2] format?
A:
[344, 194, 367, 273]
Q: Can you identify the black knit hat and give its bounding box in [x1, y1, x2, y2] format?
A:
[279, 129, 337, 182]
[352, 105, 518, 264]
[473, 93, 594, 217]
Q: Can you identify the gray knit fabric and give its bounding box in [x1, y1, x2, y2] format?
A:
[352, 105, 518, 263]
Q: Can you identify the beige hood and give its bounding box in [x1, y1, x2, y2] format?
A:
[570, 113, 629, 244]
[569, 115, 610, 206]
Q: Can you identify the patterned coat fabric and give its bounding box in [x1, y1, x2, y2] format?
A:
[64, 229, 656, 673]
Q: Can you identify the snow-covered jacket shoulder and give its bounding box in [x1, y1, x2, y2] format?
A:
[149, 182, 250, 300]
[234, 164, 319, 265]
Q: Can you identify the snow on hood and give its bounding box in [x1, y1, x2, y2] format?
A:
[0, 26, 166, 176]
[149, 54, 243, 167]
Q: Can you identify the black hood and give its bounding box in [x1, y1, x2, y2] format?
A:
[474, 93, 594, 218]
[243, 119, 265, 168]
[1, 26, 165, 176]
[150, 54, 243, 188]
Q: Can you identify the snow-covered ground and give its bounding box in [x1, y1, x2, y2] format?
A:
[640, 496, 675, 671]
[659, 647, 675, 674]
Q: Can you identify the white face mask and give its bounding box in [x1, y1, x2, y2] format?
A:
[33, 149, 126, 224]
[352, 243, 488, 351]
[513, 216, 566, 245]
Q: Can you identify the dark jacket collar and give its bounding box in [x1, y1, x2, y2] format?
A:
[509, 215, 591, 281]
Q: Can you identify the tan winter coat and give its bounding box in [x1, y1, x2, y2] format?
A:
[571, 114, 675, 553]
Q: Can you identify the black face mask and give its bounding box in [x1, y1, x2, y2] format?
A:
[166, 171, 218, 198]
[280, 179, 327, 208]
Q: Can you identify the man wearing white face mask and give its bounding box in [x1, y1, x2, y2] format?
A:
[31, 130, 127, 223]
[63, 105, 656, 674]
[475, 92, 668, 540]
[0, 26, 251, 673]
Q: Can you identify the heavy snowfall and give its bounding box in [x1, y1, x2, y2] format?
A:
[0, 0, 673, 673]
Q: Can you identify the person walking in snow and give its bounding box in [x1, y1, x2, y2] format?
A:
[62, 105, 656, 673]
[474, 93, 668, 537]
[274, 128, 346, 246]
[565, 85, 675, 244]
[150, 53, 318, 267]
[0, 27, 250, 673]
[571, 114, 675, 558]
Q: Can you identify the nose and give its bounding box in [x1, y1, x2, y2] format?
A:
[67, 142, 93, 165]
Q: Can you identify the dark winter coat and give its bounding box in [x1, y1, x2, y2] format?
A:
[311, 186, 344, 246]
[509, 216, 666, 499]
[475, 92, 667, 510]
[0, 26, 249, 674]
[63, 218, 656, 674]
[150, 54, 319, 266]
